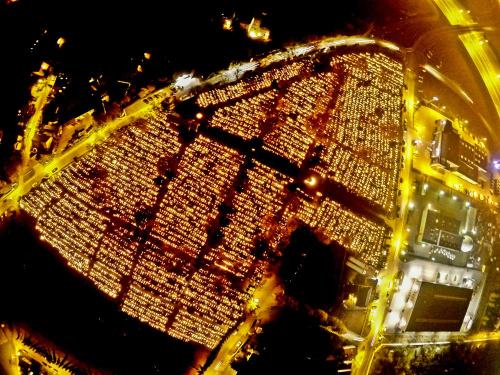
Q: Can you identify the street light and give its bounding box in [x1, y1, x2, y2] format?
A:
[304, 175, 318, 187]
[56, 37, 65, 48]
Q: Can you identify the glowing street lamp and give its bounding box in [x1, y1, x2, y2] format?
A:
[222, 18, 233, 31]
[246, 18, 270, 42]
[56, 37, 65, 48]
[304, 175, 318, 187]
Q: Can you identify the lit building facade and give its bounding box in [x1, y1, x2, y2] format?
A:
[431, 119, 489, 185]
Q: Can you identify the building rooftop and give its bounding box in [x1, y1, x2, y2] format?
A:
[419, 208, 463, 251]
[431, 119, 489, 184]
[406, 281, 473, 332]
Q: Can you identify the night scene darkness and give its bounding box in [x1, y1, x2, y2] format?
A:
[0, 1, 500, 374]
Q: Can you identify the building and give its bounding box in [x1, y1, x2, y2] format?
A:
[431, 119, 489, 185]
[414, 204, 476, 266]
[491, 160, 500, 195]
[418, 207, 463, 251]
[493, 178, 500, 195]
[385, 258, 482, 334]
[245, 18, 270, 42]
[353, 285, 372, 308]
[404, 281, 473, 332]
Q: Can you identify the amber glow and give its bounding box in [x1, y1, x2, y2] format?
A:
[56, 37, 65, 48]
[304, 175, 317, 187]
[10, 42, 404, 353]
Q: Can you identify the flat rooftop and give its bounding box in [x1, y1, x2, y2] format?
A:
[421, 209, 462, 251]
[407, 281, 472, 332]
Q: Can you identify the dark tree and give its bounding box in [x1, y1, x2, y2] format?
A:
[233, 307, 345, 375]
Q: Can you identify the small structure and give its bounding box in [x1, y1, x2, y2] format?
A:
[431, 119, 489, 185]
[246, 18, 270, 42]
[418, 208, 463, 252]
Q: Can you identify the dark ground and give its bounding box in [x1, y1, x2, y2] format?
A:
[0, 214, 198, 374]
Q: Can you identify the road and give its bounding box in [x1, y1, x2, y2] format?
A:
[411, 105, 497, 207]
[20, 75, 57, 182]
[1, 29, 496, 373]
[0, 324, 78, 375]
[204, 275, 280, 375]
[0, 325, 19, 375]
[352, 54, 416, 375]
[354, 11, 500, 368]
[0, 86, 172, 218]
[433, 0, 500, 122]
[408, 22, 498, 132]
[364, 330, 500, 374]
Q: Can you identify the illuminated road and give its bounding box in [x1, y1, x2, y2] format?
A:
[364, 330, 500, 374]
[201, 36, 404, 375]
[355, 10, 500, 368]
[422, 64, 474, 105]
[19, 75, 57, 183]
[352, 142, 413, 372]
[352, 58, 416, 375]
[433, 0, 500, 121]
[419, 62, 498, 144]
[0, 87, 172, 217]
[0, 324, 77, 375]
[433, 0, 475, 26]
[356, 55, 498, 375]
[0, 325, 19, 375]
[412, 105, 497, 207]
[458, 32, 500, 120]
[1, 30, 495, 372]
[408, 22, 499, 146]
[204, 275, 280, 375]
[202, 36, 400, 89]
